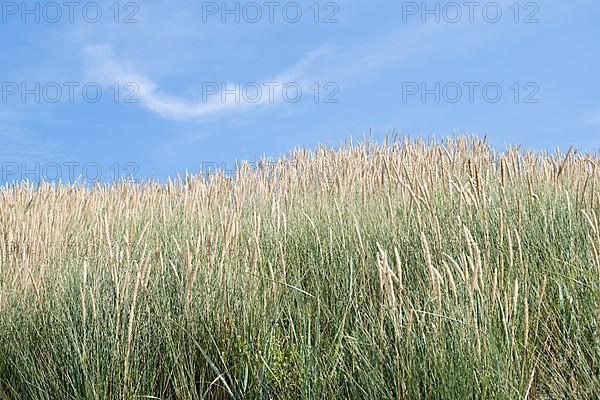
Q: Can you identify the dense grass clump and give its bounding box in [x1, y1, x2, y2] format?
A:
[0, 136, 599, 399]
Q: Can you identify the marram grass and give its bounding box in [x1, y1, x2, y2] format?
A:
[0, 136, 599, 399]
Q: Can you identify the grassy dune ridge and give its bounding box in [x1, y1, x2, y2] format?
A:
[0, 136, 598, 398]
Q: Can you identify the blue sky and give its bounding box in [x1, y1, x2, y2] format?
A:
[0, 0, 599, 183]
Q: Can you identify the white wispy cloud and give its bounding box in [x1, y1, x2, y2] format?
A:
[83, 44, 325, 120]
[309, 0, 525, 84]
